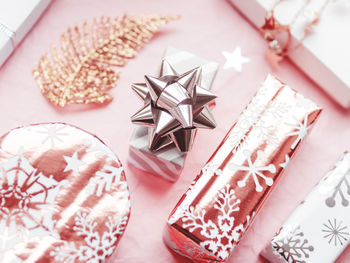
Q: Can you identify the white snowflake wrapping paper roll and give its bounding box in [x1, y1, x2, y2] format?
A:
[128, 46, 219, 182]
[0, 123, 130, 262]
[262, 152, 350, 263]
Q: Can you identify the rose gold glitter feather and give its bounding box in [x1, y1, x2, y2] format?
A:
[33, 14, 180, 107]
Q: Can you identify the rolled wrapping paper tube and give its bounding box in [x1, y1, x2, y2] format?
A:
[262, 152, 350, 263]
[163, 74, 322, 262]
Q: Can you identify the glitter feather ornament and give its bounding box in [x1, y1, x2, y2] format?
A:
[33, 14, 179, 107]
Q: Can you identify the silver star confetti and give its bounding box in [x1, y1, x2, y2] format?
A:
[222, 46, 251, 72]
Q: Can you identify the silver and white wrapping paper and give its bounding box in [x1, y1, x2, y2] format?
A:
[128, 46, 218, 182]
[263, 152, 350, 263]
[0, 0, 51, 67]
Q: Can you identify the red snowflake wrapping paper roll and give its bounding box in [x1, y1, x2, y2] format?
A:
[0, 123, 130, 262]
[164, 74, 322, 262]
[262, 152, 350, 263]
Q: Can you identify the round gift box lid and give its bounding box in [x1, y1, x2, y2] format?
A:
[0, 123, 130, 262]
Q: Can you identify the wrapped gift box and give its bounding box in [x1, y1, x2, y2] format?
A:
[0, 0, 51, 67]
[164, 74, 322, 262]
[262, 152, 350, 263]
[0, 123, 130, 262]
[230, 0, 350, 108]
[128, 46, 219, 182]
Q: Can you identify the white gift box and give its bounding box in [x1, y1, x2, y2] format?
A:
[262, 152, 350, 263]
[230, 0, 350, 108]
[0, 0, 51, 67]
[128, 46, 219, 182]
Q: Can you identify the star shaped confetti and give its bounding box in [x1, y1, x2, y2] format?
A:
[63, 151, 85, 173]
[222, 46, 251, 72]
[131, 60, 217, 152]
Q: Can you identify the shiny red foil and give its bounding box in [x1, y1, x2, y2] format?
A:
[164, 74, 322, 262]
[0, 123, 130, 262]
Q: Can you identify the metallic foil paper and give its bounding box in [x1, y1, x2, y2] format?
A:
[262, 152, 350, 263]
[131, 51, 217, 153]
[128, 47, 219, 182]
[164, 74, 322, 262]
[0, 123, 130, 262]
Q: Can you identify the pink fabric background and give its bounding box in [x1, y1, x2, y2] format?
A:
[0, 0, 349, 262]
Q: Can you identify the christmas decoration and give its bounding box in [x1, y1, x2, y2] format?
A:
[164, 74, 322, 262]
[230, 0, 350, 107]
[259, 0, 330, 65]
[129, 47, 218, 181]
[33, 14, 179, 107]
[0, 123, 130, 262]
[262, 152, 350, 263]
[222, 46, 251, 72]
[131, 60, 217, 152]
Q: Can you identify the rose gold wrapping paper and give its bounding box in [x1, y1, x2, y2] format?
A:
[0, 123, 130, 262]
[164, 74, 322, 262]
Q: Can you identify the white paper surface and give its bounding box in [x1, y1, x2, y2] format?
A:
[263, 152, 350, 263]
[0, 0, 51, 67]
[231, 0, 350, 108]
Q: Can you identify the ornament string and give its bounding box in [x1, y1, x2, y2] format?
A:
[260, 0, 331, 66]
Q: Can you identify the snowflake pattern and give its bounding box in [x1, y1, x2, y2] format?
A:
[201, 162, 222, 177]
[87, 165, 123, 197]
[181, 184, 254, 260]
[280, 154, 291, 169]
[0, 151, 65, 255]
[286, 115, 312, 150]
[50, 211, 128, 263]
[36, 123, 68, 148]
[0, 124, 130, 262]
[322, 218, 349, 246]
[227, 87, 289, 152]
[272, 225, 314, 263]
[84, 138, 123, 197]
[325, 169, 350, 207]
[228, 150, 276, 192]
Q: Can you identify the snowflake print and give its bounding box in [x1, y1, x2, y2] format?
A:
[181, 184, 254, 260]
[84, 137, 115, 161]
[255, 121, 278, 146]
[0, 152, 65, 255]
[325, 169, 350, 207]
[36, 123, 68, 148]
[83, 138, 123, 197]
[265, 100, 290, 118]
[322, 219, 349, 246]
[51, 210, 128, 263]
[228, 92, 290, 152]
[280, 154, 291, 169]
[286, 114, 312, 150]
[272, 225, 314, 263]
[201, 162, 222, 177]
[295, 93, 317, 110]
[228, 150, 276, 192]
[87, 165, 123, 197]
